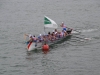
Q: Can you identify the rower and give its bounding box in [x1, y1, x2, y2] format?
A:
[58, 30, 63, 38]
[38, 34, 43, 42]
[51, 33, 56, 41]
[47, 32, 52, 41]
[24, 34, 34, 44]
[60, 22, 68, 31]
[42, 35, 48, 44]
[33, 35, 37, 42]
[54, 29, 58, 35]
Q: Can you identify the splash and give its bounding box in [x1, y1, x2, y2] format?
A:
[72, 31, 79, 34]
[84, 38, 92, 40]
[72, 30, 81, 34]
[81, 29, 98, 33]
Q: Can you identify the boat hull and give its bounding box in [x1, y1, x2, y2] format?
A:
[27, 42, 42, 51]
[26, 29, 72, 51]
[27, 34, 72, 51]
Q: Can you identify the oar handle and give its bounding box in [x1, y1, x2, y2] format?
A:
[24, 34, 29, 43]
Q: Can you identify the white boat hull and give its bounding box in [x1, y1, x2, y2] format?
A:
[27, 42, 42, 51]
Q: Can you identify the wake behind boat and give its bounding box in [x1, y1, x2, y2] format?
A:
[25, 16, 72, 51]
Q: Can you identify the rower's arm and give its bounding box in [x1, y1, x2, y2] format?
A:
[24, 34, 29, 37]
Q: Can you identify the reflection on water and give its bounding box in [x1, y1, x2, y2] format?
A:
[41, 55, 56, 75]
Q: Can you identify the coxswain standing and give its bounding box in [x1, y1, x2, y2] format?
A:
[60, 22, 72, 34]
[60, 22, 68, 31]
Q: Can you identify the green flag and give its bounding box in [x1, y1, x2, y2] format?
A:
[44, 16, 58, 28]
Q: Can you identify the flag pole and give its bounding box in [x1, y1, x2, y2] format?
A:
[44, 26, 46, 35]
[44, 16, 46, 35]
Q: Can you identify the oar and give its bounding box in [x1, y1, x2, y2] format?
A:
[72, 29, 81, 33]
[24, 34, 29, 44]
[72, 35, 92, 41]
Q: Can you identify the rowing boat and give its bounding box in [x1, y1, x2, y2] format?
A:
[27, 31, 72, 51]
[26, 16, 72, 51]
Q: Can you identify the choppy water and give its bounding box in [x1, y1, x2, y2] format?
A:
[0, 0, 100, 75]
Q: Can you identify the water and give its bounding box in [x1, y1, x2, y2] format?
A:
[0, 0, 100, 75]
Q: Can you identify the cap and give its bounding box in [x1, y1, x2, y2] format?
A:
[29, 34, 32, 38]
[62, 22, 64, 24]
[40, 34, 41, 36]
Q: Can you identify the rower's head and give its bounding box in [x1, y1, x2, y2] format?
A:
[39, 34, 42, 36]
[30, 36, 33, 38]
[61, 22, 64, 27]
[29, 34, 32, 38]
[62, 22, 64, 24]
[55, 29, 57, 32]
[48, 32, 50, 35]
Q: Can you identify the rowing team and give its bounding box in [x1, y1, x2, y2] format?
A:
[25, 22, 72, 44]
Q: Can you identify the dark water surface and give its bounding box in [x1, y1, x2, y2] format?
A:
[0, 0, 100, 75]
